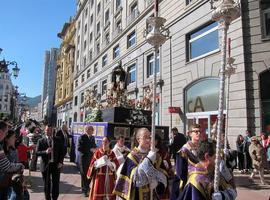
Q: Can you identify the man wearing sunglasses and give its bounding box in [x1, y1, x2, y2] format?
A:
[171, 124, 202, 200]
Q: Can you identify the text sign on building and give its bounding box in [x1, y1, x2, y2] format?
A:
[168, 107, 181, 113]
[185, 79, 226, 113]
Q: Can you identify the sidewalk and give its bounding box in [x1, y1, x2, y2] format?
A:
[24, 159, 88, 200]
[24, 159, 270, 200]
[234, 170, 270, 200]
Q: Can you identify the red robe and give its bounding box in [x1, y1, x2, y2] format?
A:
[87, 148, 119, 200]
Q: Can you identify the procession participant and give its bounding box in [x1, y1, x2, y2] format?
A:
[87, 136, 119, 200]
[36, 124, 65, 200]
[113, 128, 167, 200]
[179, 140, 237, 200]
[77, 125, 97, 197]
[112, 136, 130, 165]
[170, 124, 202, 200]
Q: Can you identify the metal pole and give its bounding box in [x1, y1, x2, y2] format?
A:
[224, 72, 231, 154]
[214, 20, 229, 192]
[151, 47, 158, 151]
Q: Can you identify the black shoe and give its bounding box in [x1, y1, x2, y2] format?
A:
[84, 193, 89, 197]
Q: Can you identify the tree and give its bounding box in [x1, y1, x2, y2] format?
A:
[85, 107, 103, 122]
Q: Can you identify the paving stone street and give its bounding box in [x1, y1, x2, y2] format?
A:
[24, 159, 270, 200]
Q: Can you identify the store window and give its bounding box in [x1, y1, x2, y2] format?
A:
[185, 78, 222, 113]
[187, 22, 219, 61]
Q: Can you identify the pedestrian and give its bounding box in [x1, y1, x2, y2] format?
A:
[56, 124, 70, 158]
[170, 124, 202, 200]
[114, 128, 167, 200]
[36, 124, 65, 200]
[249, 136, 266, 185]
[77, 125, 97, 197]
[87, 136, 119, 200]
[169, 127, 186, 161]
[27, 126, 42, 171]
[236, 134, 245, 173]
[244, 130, 253, 172]
[0, 121, 24, 199]
[179, 140, 237, 200]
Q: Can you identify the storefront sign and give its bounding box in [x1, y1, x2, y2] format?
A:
[168, 107, 181, 113]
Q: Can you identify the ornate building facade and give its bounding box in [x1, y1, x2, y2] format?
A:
[55, 18, 76, 128]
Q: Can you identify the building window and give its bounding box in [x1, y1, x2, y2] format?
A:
[90, 14, 93, 25]
[97, 22, 100, 35]
[93, 85, 98, 96]
[83, 56, 87, 67]
[105, 9, 110, 24]
[75, 80, 78, 88]
[89, 50, 93, 61]
[87, 69, 91, 78]
[97, 2, 101, 14]
[101, 79, 107, 95]
[81, 74, 85, 83]
[102, 54, 108, 67]
[116, 0, 121, 10]
[261, 1, 270, 38]
[127, 30, 136, 48]
[84, 23, 87, 34]
[105, 33, 110, 45]
[77, 20, 81, 30]
[186, 0, 193, 5]
[90, 32, 93, 43]
[113, 44, 120, 59]
[77, 50, 79, 59]
[127, 64, 136, 84]
[147, 52, 160, 78]
[96, 42, 100, 54]
[77, 35, 80, 45]
[94, 62, 98, 74]
[80, 92, 84, 104]
[84, 40, 87, 50]
[84, 8, 88, 17]
[91, 0, 94, 6]
[74, 96, 78, 106]
[187, 22, 219, 61]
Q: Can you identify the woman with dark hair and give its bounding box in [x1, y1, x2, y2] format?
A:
[4, 130, 18, 163]
[236, 134, 245, 173]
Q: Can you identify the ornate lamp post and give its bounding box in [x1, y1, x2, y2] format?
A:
[144, 0, 169, 151]
[210, 0, 240, 192]
[0, 48, 20, 78]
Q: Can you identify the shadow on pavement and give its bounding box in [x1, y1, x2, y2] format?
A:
[234, 174, 270, 190]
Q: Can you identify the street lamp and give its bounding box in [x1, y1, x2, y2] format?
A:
[210, 0, 240, 193]
[0, 48, 20, 78]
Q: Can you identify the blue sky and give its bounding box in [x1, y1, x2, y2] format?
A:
[0, 0, 76, 98]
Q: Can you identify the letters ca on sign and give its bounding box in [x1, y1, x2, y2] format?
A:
[187, 96, 205, 113]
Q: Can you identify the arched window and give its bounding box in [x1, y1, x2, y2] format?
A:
[185, 78, 222, 113]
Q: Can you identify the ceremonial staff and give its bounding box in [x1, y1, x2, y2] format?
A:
[144, 0, 169, 198]
[210, 0, 240, 192]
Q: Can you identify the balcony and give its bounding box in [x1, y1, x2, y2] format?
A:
[127, 9, 140, 25]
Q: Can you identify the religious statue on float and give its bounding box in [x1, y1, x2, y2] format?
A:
[106, 61, 128, 108]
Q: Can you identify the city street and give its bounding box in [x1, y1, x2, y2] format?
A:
[24, 158, 270, 200]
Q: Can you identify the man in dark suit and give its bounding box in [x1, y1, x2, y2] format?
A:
[169, 127, 187, 161]
[56, 124, 70, 157]
[77, 125, 96, 197]
[36, 124, 65, 200]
